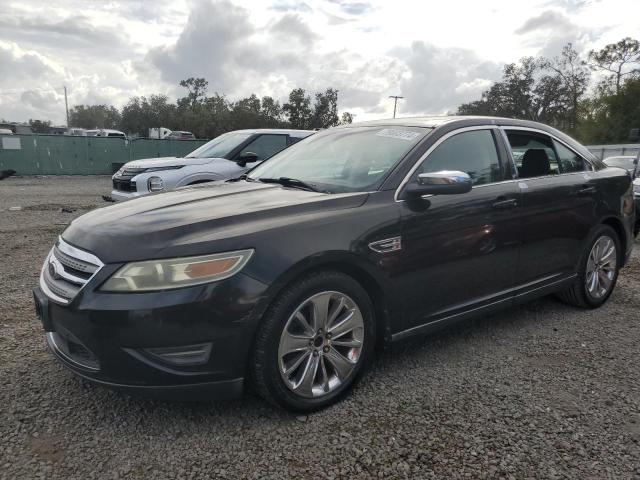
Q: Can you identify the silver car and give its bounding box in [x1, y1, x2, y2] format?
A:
[110, 129, 314, 201]
[603, 155, 639, 177]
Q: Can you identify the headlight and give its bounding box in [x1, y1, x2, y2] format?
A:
[148, 176, 164, 191]
[100, 249, 254, 292]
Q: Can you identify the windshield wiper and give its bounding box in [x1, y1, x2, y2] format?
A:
[257, 177, 319, 192]
[227, 173, 258, 183]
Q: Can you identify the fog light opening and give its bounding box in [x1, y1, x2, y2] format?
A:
[144, 343, 212, 366]
[148, 176, 164, 192]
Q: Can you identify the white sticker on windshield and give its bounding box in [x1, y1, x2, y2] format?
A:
[375, 129, 420, 141]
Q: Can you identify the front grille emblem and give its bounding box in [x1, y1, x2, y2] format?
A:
[48, 260, 58, 279]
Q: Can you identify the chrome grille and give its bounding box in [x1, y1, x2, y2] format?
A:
[40, 237, 103, 304]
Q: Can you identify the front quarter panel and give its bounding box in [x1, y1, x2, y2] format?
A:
[239, 191, 406, 334]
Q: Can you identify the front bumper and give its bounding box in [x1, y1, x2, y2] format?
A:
[110, 189, 146, 202]
[34, 270, 270, 401]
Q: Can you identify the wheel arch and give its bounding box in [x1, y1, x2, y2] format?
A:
[600, 215, 627, 260]
[252, 252, 395, 350]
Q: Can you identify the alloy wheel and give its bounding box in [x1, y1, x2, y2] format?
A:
[277, 291, 365, 399]
[585, 235, 617, 300]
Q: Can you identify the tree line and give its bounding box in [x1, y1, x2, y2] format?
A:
[457, 37, 640, 144]
[62, 80, 353, 139]
[26, 37, 639, 144]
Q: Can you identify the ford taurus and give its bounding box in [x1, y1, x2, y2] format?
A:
[34, 116, 635, 411]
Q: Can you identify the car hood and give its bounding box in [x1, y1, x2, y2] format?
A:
[124, 156, 220, 169]
[63, 181, 368, 263]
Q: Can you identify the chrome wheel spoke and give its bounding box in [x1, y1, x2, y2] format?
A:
[331, 337, 362, 348]
[327, 296, 346, 327]
[294, 353, 320, 396]
[328, 308, 362, 339]
[319, 356, 330, 393]
[324, 347, 356, 380]
[601, 245, 615, 264]
[294, 311, 315, 337]
[279, 331, 312, 356]
[284, 351, 310, 376]
[311, 293, 332, 331]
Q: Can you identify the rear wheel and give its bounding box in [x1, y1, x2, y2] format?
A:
[557, 224, 620, 308]
[251, 271, 375, 412]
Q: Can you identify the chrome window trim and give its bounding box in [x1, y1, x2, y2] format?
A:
[498, 126, 596, 172]
[394, 124, 597, 202]
[394, 125, 497, 202]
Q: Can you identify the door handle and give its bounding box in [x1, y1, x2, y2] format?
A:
[492, 197, 518, 209]
[577, 185, 596, 195]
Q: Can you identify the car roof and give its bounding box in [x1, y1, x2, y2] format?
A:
[342, 115, 575, 130]
[338, 115, 600, 165]
[229, 128, 315, 137]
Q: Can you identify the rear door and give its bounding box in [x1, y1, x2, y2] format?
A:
[503, 128, 596, 286]
[395, 127, 521, 330]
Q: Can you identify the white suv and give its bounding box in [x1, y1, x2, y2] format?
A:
[110, 129, 314, 201]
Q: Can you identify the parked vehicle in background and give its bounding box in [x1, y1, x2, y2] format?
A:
[149, 127, 172, 139]
[35, 117, 635, 411]
[167, 130, 196, 140]
[110, 129, 314, 201]
[66, 128, 87, 136]
[603, 155, 639, 177]
[96, 129, 126, 138]
[0, 128, 13, 135]
[85, 130, 100, 136]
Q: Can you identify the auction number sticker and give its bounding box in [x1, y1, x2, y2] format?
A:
[375, 129, 420, 141]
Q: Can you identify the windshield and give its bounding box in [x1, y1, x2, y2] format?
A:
[248, 126, 429, 193]
[186, 132, 252, 159]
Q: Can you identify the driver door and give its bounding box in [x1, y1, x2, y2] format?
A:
[394, 127, 521, 331]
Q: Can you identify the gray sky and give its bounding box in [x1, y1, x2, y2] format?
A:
[0, 0, 638, 125]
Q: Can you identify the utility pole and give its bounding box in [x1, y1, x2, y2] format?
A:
[64, 86, 69, 128]
[388, 95, 404, 118]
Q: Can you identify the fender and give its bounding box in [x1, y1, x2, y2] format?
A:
[175, 172, 223, 187]
[245, 250, 400, 346]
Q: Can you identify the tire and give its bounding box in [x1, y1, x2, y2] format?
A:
[557, 224, 621, 308]
[250, 271, 376, 412]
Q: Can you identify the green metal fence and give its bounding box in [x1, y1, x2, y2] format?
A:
[0, 135, 209, 175]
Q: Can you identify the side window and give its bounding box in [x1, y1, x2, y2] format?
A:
[240, 135, 288, 161]
[553, 140, 586, 173]
[415, 129, 502, 186]
[506, 131, 559, 178]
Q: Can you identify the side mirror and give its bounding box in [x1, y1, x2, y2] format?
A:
[236, 152, 259, 167]
[405, 171, 472, 197]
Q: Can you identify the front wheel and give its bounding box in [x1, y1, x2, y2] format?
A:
[251, 271, 375, 412]
[557, 224, 621, 308]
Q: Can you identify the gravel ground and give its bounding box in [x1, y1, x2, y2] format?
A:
[1, 175, 639, 480]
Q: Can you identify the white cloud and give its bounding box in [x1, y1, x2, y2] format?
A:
[0, 0, 638, 124]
